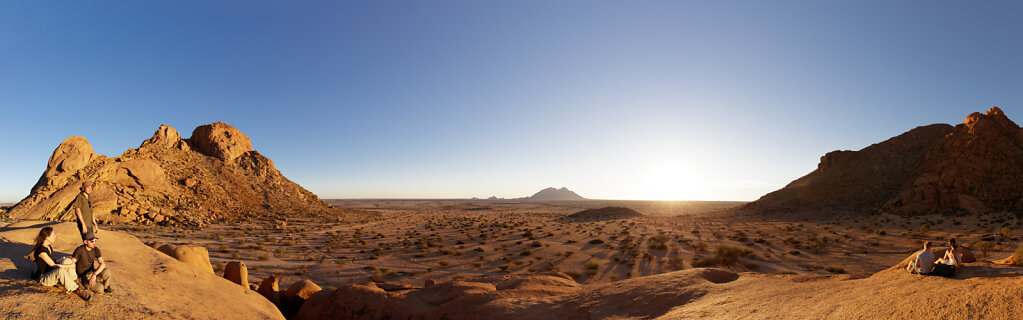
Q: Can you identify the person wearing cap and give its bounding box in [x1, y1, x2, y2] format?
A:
[73, 181, 99, 240]
[72, 231, 113, 294]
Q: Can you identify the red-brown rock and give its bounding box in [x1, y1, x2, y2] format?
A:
[189, 122, 252, 162]
[224, 261, 248, 287]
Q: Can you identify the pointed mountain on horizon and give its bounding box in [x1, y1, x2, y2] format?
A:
[525, 187, 586, 200]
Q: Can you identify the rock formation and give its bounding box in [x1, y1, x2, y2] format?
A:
[5, 122, 334, 226]
[282, 279, 322, 315]
[257, 274, 282, 307]
[224, 261, 248, 287]
[148, 242, 215, 274]
[743, 107, 1023, 216]
[525, 187, 586, 200]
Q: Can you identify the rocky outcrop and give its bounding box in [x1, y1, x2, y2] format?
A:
[190, 122, 252, 162]
[148, 242, 214, 274]
[6, 122, 334, 226]
[257, 274, 282, 307]
[224, 261, 248, 287]
[32, 136, 98, 195]
[282, 279, 322, 315]
[743, 107, 1023, 216]
[881, 107, 1023, 215]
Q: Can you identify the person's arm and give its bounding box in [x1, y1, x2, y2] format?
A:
[38, 251, 73, 269]
[75, 206, 87, 234]
[90, 257, 106, 287]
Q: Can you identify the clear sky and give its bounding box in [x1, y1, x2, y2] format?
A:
[1, 1, 1022, 202]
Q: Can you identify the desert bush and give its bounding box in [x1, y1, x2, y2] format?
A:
[585, 261, 600, 270]
[666, 257, 686, 270]
[692, 245, 748, 267]
[691, 242, 709, 253]
[1015, 243, 1023, 266]
[825, 266, 846, 274]
[920, 223, 930, 234]
[974, 241, 995, 258]
[520, 249, 533, 256]
[564, 271, 582, 279]
[589, 239, 605, 245]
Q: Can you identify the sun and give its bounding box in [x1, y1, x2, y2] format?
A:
[639, 165, 700, 201]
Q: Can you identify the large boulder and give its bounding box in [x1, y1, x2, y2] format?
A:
[33, 136, 97, 194]
[148, 242, 214, 274]
[224, 261, 248, 287]
[189, 122, 252, 162]
[282, 279, 322, 315]
[140, 124, 183, 149]
[257, 274, 282, 307]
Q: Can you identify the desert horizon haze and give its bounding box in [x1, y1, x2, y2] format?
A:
[2, 1, 1022, 203]
[3, 1, 1023, 319]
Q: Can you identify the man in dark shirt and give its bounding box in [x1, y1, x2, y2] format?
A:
[72, 231, 113, 294]
[73, 181, 99, 240]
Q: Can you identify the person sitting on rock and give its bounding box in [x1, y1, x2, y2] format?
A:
[937, 238, 963, 270]
[906, 241, 935, 275]
[72, 231, 113, 294]
[930, 239, 962, 277]
[31, 226, 92, 301]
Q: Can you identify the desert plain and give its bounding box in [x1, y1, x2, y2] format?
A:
[90, 199, 1021, 291]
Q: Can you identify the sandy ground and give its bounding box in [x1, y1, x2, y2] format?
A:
[104, 200, 1021, 293]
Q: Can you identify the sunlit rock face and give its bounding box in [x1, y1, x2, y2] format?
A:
[7, 122, 331, 226]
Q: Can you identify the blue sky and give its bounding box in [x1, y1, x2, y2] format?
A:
[1, 1, 1022, 202]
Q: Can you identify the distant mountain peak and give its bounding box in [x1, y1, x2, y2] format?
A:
[526, 187, 585, 200]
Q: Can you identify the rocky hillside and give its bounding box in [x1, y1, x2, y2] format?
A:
[526, 187, 586, 200]
[742, 107, 1023, 216]
[6, 122, 334, 227]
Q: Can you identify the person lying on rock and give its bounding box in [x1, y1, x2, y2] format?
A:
[906, 241, 935, 275]
[72, 231, 114, 294]
[73, 181, 99, 240]
[31, 226, 92, 301]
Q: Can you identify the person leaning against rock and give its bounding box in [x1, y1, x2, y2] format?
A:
[72, 231, 114, 294]
[73, 181, 99, 240]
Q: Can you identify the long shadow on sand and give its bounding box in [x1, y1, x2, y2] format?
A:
[0, 220, 59, 232]
[0, 238, 58, 297]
